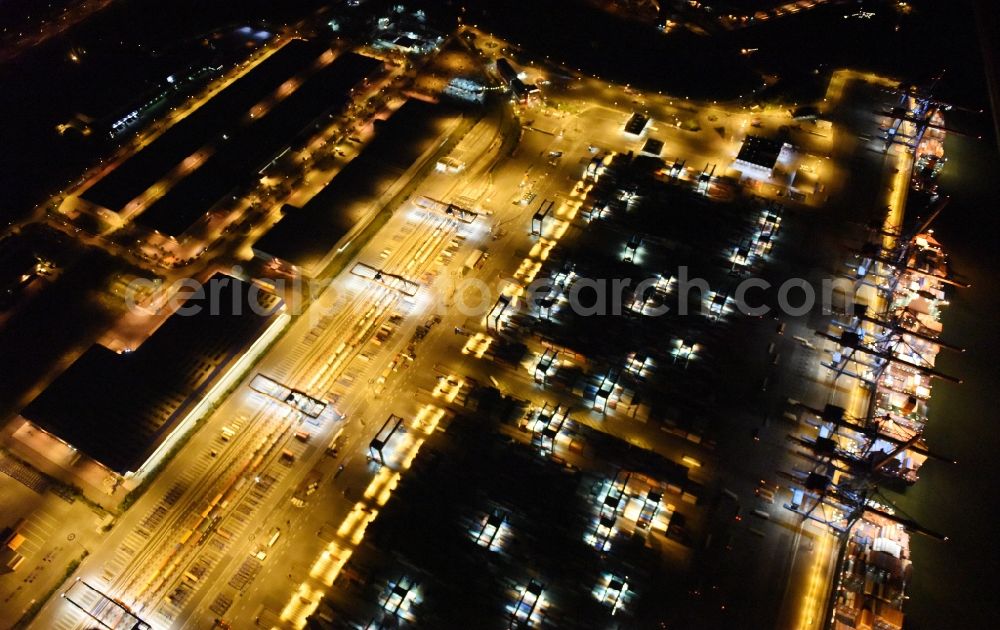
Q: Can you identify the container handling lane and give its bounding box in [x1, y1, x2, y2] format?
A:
[32, 171, 480, 630]
[38, 83, 654, 629]
[142, 211, 465, 624]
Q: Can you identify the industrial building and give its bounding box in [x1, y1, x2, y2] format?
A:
[732, 134, 793, 180]
[14, 274, 284, 490]
[68, 39, 330, 220]
[252, 99, 460, 277]
[62, 43, 385, 242]
[134, 51, 384, 238]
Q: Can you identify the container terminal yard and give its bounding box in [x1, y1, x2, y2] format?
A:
[0, 1, 996, 629]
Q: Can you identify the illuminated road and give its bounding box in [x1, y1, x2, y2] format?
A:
[0, 0, 115, 66]
[20, 47, 910, 630]
[774, 71, 918, 630]
[29, 99, 504, 630]
[32, 84, 744, 630]
[32, 210, 472, 629]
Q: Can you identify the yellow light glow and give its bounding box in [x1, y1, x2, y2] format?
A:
[337, 503, 368, 538]
[309, 542, 352, 586]
[797, 527, 835, 629]
[400, 437, 425, 469]
[280, 582, 323, 628]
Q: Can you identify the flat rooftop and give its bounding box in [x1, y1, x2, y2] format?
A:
[735, 135, 784, 170]
[641, 137, 664, 156]
[253, 99, 455, 273]
[20, 274, 281, 475]
[625, 112, 650, 135]
[81, 39, 328, 214]
[135, 51, 384, 237]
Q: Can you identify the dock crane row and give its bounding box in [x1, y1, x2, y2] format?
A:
[783, 194, 963, 628]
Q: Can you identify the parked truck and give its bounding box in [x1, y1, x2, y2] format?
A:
[462, 248, 487, 274]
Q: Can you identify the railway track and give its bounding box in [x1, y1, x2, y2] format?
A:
[60, 202, 468, 628]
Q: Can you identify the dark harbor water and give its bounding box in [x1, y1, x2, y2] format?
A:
[884, 131, 1000, 628]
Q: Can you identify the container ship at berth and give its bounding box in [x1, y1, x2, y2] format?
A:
[864, 231, 952, 484]
[795, 202, 965, 630]
[816, 230, 958, 490]
[828, 230, 962, 630]
[911, 110, 947, 197]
